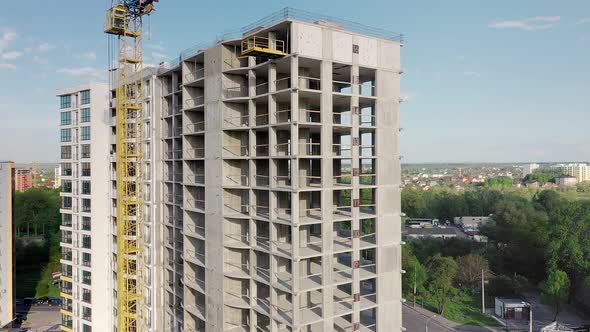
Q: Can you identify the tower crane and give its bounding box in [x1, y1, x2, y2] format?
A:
[104, 1, 158, 331]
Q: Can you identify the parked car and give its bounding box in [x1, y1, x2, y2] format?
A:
[48, 297, 61, 306]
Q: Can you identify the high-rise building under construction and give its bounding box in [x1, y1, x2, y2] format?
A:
[59, 8, 403, 332]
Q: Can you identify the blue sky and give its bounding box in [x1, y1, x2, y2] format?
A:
[0, 1, 588, 163]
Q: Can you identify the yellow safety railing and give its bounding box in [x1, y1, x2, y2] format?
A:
[241, 36, 286, 57]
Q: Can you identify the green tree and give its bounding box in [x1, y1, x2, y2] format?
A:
[542, 269, 570, 321]
[484, 177, 513, 188]
[401, 188, 427, 217]
[479, 197, 549, 281]
[402, 246, 427, 297]
[426, 255, 458, 315]
[525, 168, 563, 183]
[545, 199, 590, 303]
[14, 188, 61, 237]
[535, 190, 561, 212]
[456, 254, 490, 288]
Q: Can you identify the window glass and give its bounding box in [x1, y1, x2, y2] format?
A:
[80, 108, 91, 122]
[80, 90, 90, 104]
[60, 129, 72, 142]
[81, 126, 91, 140]
[61, 112, 71, 125]
[60, 95, 71, 109]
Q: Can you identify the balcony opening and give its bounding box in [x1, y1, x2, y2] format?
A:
[299, 159, 321, 188]
[298, 127, 321, 157]
[333, 158, 352, 186]
[299, 191, 322, 224]
[332, 63, 352, 94]
[254, 159, 270, 187]
[224, 218, 249, 248]
[333, 252, 353, 284]
[224, 102, 249, 129]
[255, 100, 269, 126]
[333, 283, 353, 316]
[299, 58, 321, 91]
[359, 67, 377, 97]
[223, 131, 249, 158]
[274, 224, 292, 256]
[333, 221, 352, 252]
[224, 160, 249, 187]
[333, 130, 352, 157]
[254, 129, 269, 157]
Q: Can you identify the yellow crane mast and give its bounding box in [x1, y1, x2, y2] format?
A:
[105, 1, 157, 331]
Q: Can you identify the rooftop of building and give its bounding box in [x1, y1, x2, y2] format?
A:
[160, 7, 403, 70]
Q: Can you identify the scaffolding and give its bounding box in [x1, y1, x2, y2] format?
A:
[105, 1, 156, 331]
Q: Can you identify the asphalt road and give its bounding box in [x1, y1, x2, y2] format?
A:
[403, 304, 455, 332]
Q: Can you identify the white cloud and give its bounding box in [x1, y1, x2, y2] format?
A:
[488, 16, 561, 31]
[578, 18, 590, 24]
[57, 67, 105, 79]
[32, 55, 49, 64]
[463, 70, 481, 77]
[1, 51, 21, 60]
[0, 63, 17, 70]
[151, 51, 167, 61]
[400, 92, 419, 102]
[37, 42, 55, 52]
[77, 52, 97, 61]
[0, 28, 17, 51]
[147, 43, 165, 51]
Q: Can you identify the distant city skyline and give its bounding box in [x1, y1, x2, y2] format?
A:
[1, 0, 589, 163]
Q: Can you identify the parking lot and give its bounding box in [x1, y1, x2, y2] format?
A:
[9, 298, 61, 332]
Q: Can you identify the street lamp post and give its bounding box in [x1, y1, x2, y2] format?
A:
[425, 314, 437, 332]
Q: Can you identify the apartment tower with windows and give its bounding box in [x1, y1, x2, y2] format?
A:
[57, 82, 111, 332]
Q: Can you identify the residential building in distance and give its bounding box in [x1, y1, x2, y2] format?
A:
[0, 161, 15, 327]
[54, 165, 62, 189]
[62, 8, 404, 332]
[14, 167, 33, 192]
[521, 163, 539, 177]
[556, 175, 578, 187]
[558, 163, 589, 183]
[57, 82, 110, 332]
[454, 216, 491, 233]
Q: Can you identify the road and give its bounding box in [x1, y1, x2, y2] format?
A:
[403, 304, 499, 332]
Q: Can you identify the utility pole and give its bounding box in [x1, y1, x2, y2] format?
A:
[481, 269, 485, 313]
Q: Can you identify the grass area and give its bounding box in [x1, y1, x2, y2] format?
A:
[34, 252, 61, 297]
[417, 290, 500, 327]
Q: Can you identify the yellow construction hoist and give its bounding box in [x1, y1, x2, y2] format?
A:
[105, 1, 158, 331]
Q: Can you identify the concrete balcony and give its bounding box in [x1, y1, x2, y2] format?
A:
[225, 262, 250, 279]
[224, 291, 250, 308]
[185, 303, 206, 321]
[224, 234, 250, 249]
[185, 249, 205, 266]
[184, 223, 205, 240]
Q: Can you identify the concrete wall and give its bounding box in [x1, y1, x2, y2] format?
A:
[0, 162, 14, 327]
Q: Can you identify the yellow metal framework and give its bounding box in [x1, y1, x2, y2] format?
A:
[106, 3, 149, 332]
[240, 35, 286, 58]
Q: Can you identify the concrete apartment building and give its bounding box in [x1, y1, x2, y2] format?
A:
[522, 163, 539, 177]
[156, 9, 403, 332]
[14, 167, 33, 192]
[57, 82, 111, 332]
[59, 8, 403, 332]
[0, 161, 14, 327]
[558, 163, 590, 183]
